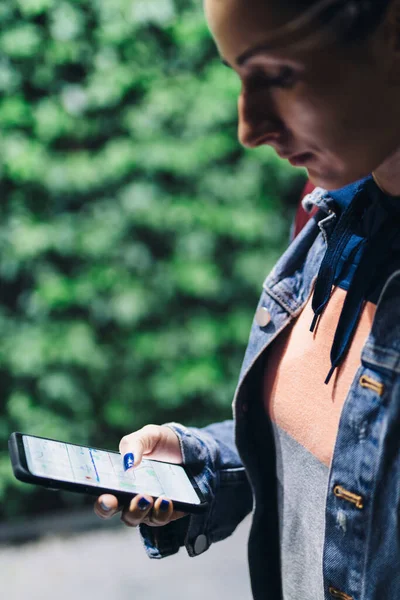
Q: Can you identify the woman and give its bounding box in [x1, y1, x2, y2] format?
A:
[95, 0, 400, 598]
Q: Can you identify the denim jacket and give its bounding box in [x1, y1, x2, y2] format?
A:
[140, 186, 400, 600]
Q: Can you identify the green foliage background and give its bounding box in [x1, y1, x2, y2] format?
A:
[0, 0, 303, 519]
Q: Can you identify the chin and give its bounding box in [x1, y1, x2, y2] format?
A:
[307, 167, 369, 191]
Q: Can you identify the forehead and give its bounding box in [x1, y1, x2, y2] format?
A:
[204, 0, 302, 64]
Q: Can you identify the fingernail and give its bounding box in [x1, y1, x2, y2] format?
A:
[100, 501, 111, 512]
[123, 452, 134, 471]
[159, 499, 170, 512]
[138, 497, 151, 511]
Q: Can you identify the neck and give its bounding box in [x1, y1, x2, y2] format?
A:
[373, 147, 400, 197]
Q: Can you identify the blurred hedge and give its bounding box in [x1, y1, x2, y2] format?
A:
[0, 0, 304, 518]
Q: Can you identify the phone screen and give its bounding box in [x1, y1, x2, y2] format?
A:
[22, 435, 201, 505]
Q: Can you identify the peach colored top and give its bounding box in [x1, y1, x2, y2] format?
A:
[263, 286, 376, 467]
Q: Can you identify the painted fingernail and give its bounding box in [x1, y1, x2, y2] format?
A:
[100, 501, 111, 512]
[159, 499, 170, 512]
[138, 497, 151, 511]
[123, 453, 134, 471]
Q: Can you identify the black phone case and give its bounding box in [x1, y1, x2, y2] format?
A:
[8, 432, 208, 514]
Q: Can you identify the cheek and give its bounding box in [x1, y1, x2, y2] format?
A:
[279, 91, 344, 148]
[281, 88, 370, 164]
[281, 94, 371, 186]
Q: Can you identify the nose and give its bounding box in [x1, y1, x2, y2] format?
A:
[237, 87, 283, 148]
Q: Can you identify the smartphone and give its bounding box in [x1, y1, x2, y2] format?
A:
[8, 432, 207, 514]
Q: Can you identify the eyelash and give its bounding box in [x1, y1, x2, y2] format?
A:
[247, 66, 296, 90]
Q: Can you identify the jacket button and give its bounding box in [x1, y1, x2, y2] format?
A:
[255, 307, 271, 327]
[193, 534, 208, 555]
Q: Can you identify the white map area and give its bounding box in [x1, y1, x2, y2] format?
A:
[23, 436, 200, 503]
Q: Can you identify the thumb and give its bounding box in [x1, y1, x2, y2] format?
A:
[119, 424, 164, 470]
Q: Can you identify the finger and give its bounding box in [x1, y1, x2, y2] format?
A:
[120, 495, 154, 528]
[147, 497, 175, 526]
[94, 494, 120, 519]
[119, 425, 162, 470]
[167, 509, 188, 523]
[143, 508, 188, 527]
[142, 510, 187, 527]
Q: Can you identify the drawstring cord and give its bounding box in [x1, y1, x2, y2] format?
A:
[310, 184, 370, 333]
[310, 180, 400, 384]
[324, 216, 399, 384]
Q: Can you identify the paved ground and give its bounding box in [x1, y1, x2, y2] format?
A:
[0, 515, 252, 600]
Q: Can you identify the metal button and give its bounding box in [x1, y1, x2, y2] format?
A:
[329, 586, 353, 600]
[194, 534, 208, 555]
[333, 485, 363, 510]
[255, 306, 271, 328]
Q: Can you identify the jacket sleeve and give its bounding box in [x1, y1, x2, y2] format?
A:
[139, 419, 253, 559]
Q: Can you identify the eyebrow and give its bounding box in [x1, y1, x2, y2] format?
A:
[220, 43, 282, 71]
[223, 29, 330, 69]
[236, 44, 276, 67]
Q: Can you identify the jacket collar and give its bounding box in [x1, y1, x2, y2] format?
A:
[301, 176, 373, 216]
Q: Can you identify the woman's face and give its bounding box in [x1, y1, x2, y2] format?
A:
[204, 0, 400, 190]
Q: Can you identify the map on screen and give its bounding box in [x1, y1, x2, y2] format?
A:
[23, 435, 200, 504]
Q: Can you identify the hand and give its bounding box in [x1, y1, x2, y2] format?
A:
[94, 425, 187, 527]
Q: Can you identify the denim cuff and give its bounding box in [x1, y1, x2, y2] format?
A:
[139, 515, 190, 559]
[139, 421, 252, 559]
[139, 422, 218, 559]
